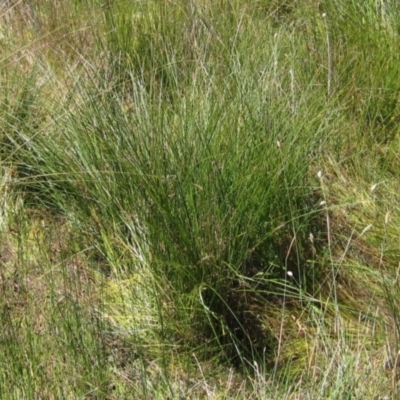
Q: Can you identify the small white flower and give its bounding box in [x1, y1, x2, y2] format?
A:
[287, 271, 293, 277]
[320, 200, 327, 206]
[309, 232, 314, 244]
[317, 170, 323, 179]
[322, 12, 327, 18]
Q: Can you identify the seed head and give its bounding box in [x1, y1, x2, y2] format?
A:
[361, 224, 373, 236]
[385, 211, 390, 225]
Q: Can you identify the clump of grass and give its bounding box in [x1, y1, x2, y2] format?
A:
[1, 0, 400, 398]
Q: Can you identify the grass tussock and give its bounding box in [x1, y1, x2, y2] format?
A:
[1, 0, 400, 398]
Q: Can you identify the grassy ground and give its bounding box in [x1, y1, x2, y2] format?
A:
[1, 0, 400, 398]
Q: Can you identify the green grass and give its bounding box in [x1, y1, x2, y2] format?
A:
[1, 0, 400, 398]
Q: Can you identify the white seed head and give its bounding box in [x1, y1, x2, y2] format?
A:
[317, 170, 323, 179]
[287, 271, 293, 277]
[371, 181, 385, 193]
[361, 224, 373, 236]
[320, 200, 327, 206]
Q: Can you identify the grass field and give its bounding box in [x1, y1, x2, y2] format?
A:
[1, 0, 400, 398]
